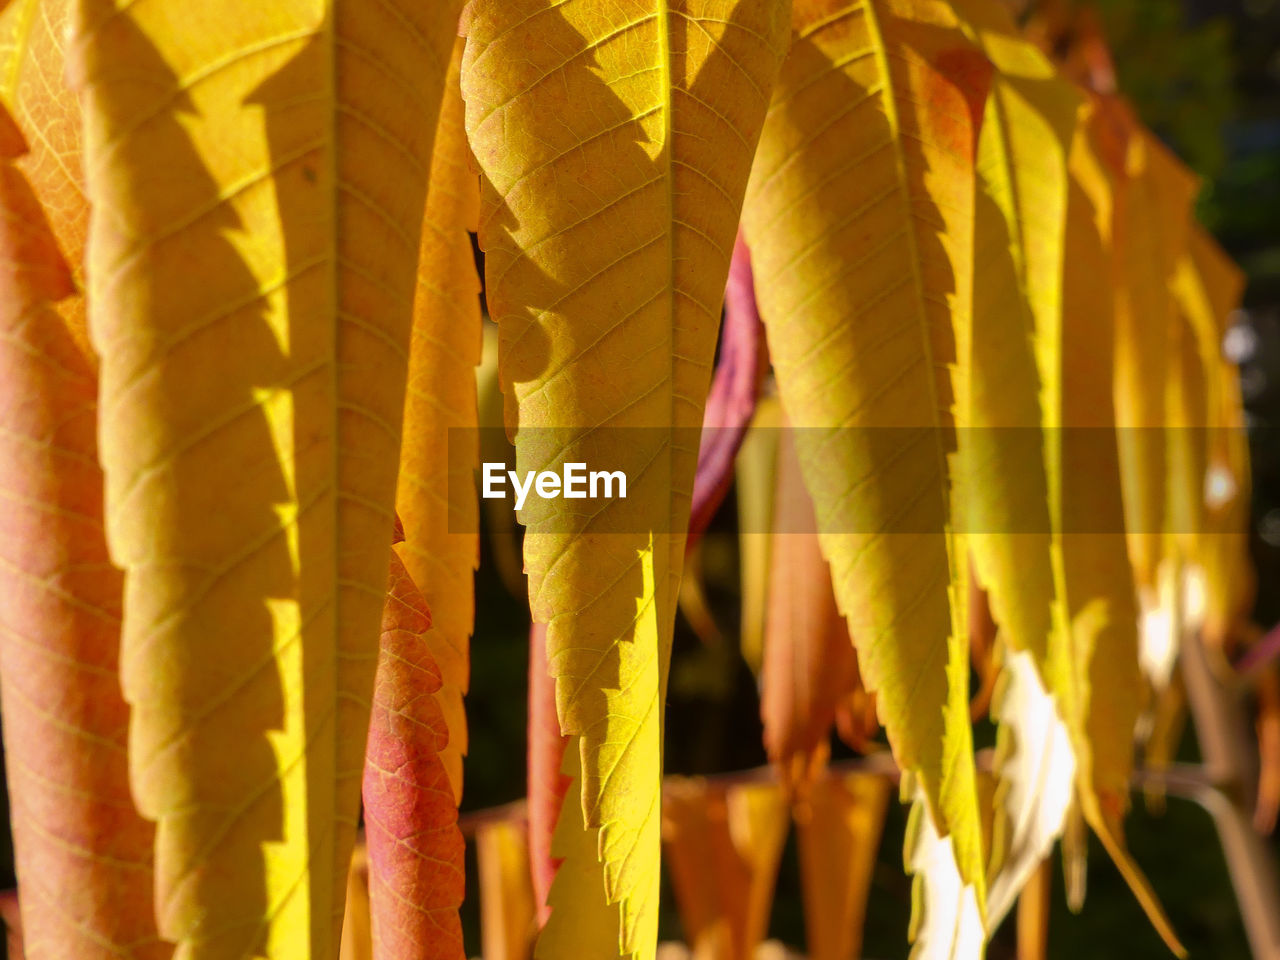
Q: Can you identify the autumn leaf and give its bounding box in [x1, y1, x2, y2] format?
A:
[984, 649, 1075, 928]
[68, 0, 465, 953]
[1111, 105, 1200, 682]
[461, 0, 791, 955]
[796, 772, 891, 960]
[0, 84, 164, 959]
[662, 779, 790, 960]
[949, 0, 1078, 681]
[0, 0, 89, 352]
[945, 0, 1082, 930]
[1172, 225, 1250, 651]
[527, 621, 570, 927]
[1056, 95, 1182, 954]
[690, 233, 766, 543]
[396, 37, 482, 806]
[338, 844, 371, 960]
[362, 547, 465, 960]
[740, 0, 993, 932]
[761, 425, 859, 794]
[476, 818, 537, 960]
[736, 394, 784, 676]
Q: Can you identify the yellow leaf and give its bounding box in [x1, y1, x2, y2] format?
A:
[460, 0, 791, 955]
[945, 0, 1085, 931]
[740, 0, 993, 929]
[1172, 226, 1250, 649]
[396, 37, 483, 806]
[476, 818, 537, 960]
[735, 393, 783, 676]
[1057, 95, 1183, 956]
[1112, 109, 1200, 603]
[0, 0, 91, 355]
[69, 0, 464, 954]
[948, 0, 1079, 675]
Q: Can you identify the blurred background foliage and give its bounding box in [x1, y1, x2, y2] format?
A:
[452, 2, 1280, 956]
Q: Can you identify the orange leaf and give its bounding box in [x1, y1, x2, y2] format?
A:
[526, 620, 570, 926]
[0, 99, 164, 959]
[662, 778, 790, 960]
[761, 426, 859, 795]
[796, 772, 891, 960]
[362, 548, 465, 960]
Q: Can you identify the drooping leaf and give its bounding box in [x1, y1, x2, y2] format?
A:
[475, 817, 537, 960]
[338, 843, 371, 960]
[396, 37, 482, 806]
[1015, 857, 1051, 960]
[1111, 106, 1200, 674]
[984, 649, 1075, 928]
[689, 233, 766, 543]
[662, 778, 790, 960]
[460, 0, 792, 954]
[796, 771, 891, 960]
[949, 0, 1079, 682]
[736, 394, 784, 676]
[363, 547, 465, 960]
[0, 90, 164, 960]
[68, 0, 464, 952]
[527, 620, 570, 927]
[946, 0, 1082, 930]
[760, 424, 859, 794]
[740, 0, 993, 930]
[1171, 225, 1250, 651]
[1056, 94, 1182, 954]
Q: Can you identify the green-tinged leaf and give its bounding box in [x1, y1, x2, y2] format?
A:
[68, 0, 463, 953]
[461, 0, 791, 954]
[740, 0, 993, 932]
